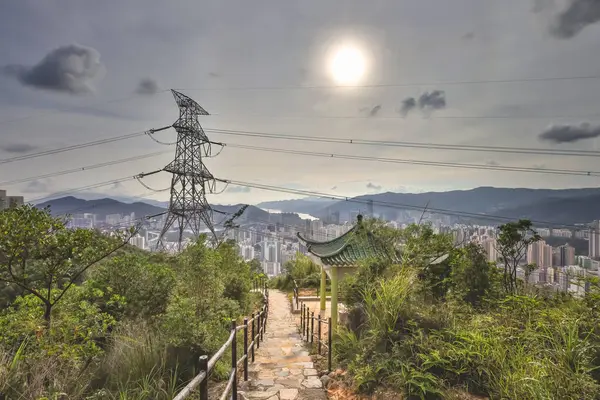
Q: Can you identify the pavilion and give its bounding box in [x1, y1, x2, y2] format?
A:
[297, 214, 400, 332]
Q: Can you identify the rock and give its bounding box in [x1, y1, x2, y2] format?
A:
[301, 378, 323, 389]
[320, 375, 331, 387]
[279, 388, 299, 400]
[243, 391, 279, 399]
[303, 368, 318, 376]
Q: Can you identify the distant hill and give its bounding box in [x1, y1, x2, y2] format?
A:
[35, 197, 280, 225]
[258, 187, 600, 225]
[491, 194, 600, 225]
[36, 196, 166, 219]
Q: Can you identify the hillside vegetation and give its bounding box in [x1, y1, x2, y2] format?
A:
[0, 205, 263, 399]
[284, 219, 600, 399]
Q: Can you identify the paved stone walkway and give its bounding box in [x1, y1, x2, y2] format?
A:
[239, 290, 327, 400]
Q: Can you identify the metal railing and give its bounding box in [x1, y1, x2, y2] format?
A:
[173, 278, 269, 400]
[298, 302, 333, 373]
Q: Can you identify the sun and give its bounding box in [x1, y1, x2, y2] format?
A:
[329, 45, 366, 85]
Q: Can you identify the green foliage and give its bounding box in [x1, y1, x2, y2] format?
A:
[271, 253, 321, 291]
[87, 253, 175, 320]
[0, 205, 260, 399]
[335, 220, 600, 400]
[497, 219, 541, 294]
[0, 205, 132, 325]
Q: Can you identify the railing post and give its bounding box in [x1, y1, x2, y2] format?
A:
[243, 317, 249, 381]
[306, 307, 310, 342]
[251, 313, 255, 362]
[199, 355, 208, 400]
[231, 320, 237, 400]
[300, 303, 305, 333]
[328, 317, 332, 372]
[257, 311, 261, 349]
[260, 308, 264, 342]
[317, 315, 322, 354]
[310, 311, 314, 345]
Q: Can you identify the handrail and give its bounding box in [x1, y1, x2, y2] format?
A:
[298, 302, 333, 373]
[173, 277, 269, 400]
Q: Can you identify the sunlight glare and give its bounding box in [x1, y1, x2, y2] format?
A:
[329, 45, 366, 86]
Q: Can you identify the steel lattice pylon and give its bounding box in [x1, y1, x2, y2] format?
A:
[155, 90, 217, 252]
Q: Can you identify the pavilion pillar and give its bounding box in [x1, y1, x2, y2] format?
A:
[320, 268, 327, 311]
[330, 266, 338, 333]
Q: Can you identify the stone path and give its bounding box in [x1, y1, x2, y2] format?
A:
[239, 290, 328, 400]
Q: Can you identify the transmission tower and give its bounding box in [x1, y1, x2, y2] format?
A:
[151, 90, 218, 252]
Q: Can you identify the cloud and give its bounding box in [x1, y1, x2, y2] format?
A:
[22, 180, 50, 193]
[135, 78, 160, 95]
[208, 72, 220, 78]
[486, 160, 500, 166]
[366, 182, 382, 191]
[0, 143, 37, 154]
[331, 186, 338, 190]
[398, 91, 446, 117]
[227, 186, 251, 193]
[462, 32, 475, 40]
[418, 90, 447, 110]
[2, 44, 105, 94]
[360, 104, 382, 117]
[550, 0, 600, 39]
[399, 97, 417, 116]
[369, 104, 381, 116]
[539, 122, 600, 143]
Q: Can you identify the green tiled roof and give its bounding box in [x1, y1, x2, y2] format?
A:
[297, 216, 399, 266]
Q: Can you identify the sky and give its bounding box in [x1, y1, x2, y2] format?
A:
[1, 0, 600, 205]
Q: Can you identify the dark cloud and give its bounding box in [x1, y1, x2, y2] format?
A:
[2, 44, 104, 95]
[418, 90, 447, 110]
[550, 0, 600, 39]
[227, 186, 251, 193]
[398, 91, 446, 117]
[135, 78, 160, 95]
[539, 122, 600, 143]
[462, 32, 475, 40]
[399, 97, 417, 116]
[366, 182, 382, 191]
[369, 105, 382, 116]
[361, 104, 382, 116]
[22, 180, 50, 193]
[0, 143, 37, 154]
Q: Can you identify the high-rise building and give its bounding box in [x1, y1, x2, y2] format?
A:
[481, 238, 497, 262]
[527, 240, 552, 267]
[589, 221, 600, 259]
[558, 244, 575, 267]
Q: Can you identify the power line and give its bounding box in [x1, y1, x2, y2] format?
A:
[173, 74, 600, 92]
[220, 142, 600, 178]
[216, 178, 589, 230]
[0, 150, 171, 187]
[206, 128, 600, 158]
[208, 112, 600, 121]
[0, 130, 148, 165]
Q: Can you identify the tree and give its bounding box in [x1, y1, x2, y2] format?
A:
[449, 243, 494, 306]
[0, 205, 134, 325]
[496, 219, 540, 294]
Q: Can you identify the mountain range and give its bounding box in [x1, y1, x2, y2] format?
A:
[257, 187, 600, 226]
[35, 186, 600, 227]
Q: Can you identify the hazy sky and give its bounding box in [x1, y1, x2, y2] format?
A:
[1, 0, 600, 205]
